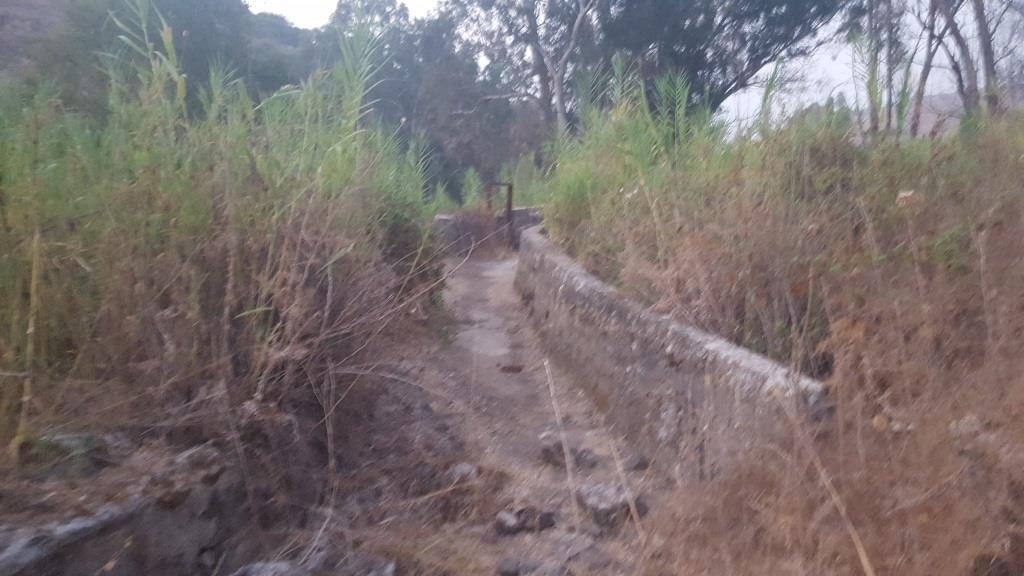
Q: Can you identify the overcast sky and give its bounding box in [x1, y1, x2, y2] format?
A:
[247, 0, 438, 28]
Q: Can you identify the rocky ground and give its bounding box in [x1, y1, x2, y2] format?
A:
[1, 255, 666, 576]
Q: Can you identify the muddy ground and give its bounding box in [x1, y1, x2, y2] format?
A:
[346, 255, 663, 575]
[1, 255, 664, 576]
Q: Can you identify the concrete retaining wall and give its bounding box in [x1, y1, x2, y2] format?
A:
[514, 226, 827, 481]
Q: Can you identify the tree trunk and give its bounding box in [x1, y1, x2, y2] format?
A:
[530, 41, 555, 126]
[970, 0, 1000, 112]
[552, 73, 569, 132]
[867, 0, 881, 137]
[910, 41, 939, 137]
[937, 0, 981, 116]
[884, 0, 896, 134]
[911, 1, 940, 138]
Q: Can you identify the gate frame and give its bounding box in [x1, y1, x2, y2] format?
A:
[487, 181, 516, 249]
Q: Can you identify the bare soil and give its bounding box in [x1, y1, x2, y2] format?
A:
[1, 255, 664, 576]
[354, 255, 661, 574]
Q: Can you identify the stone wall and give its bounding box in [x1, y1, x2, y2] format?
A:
[514, 226, 828, 481]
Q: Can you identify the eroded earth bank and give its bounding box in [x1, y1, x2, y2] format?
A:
[1, 253, 663, 576]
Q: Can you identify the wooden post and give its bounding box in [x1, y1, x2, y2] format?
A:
[486, 181, 517, 250]
[506, 182, 515, 249]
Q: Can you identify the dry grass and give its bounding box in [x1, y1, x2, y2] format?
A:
[544, 74, 1024, 575]
[0, 1, 444, 532]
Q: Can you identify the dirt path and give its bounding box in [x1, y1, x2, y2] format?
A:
[0, 255, 662, 576]
[364, 255, 658, 575]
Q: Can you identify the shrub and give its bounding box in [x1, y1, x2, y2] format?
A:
[0, 0, 437, 491]
[544, 70, 1024, 575]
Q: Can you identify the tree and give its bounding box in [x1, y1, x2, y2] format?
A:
[153, 0, 250, 92]
[910, 0, 943, 137]
[844, 0, 911, 139]
[31, 0, 120, 115]
[511, 0, 597, 130]
[247, 13, 316, 94]
[318, 0, 547, 196]
[935, 0, 981, 115]
[447, 0, 603, 130]
[410, 15, 548, 181]
[31, 0, 316, 113]
[970, 0, 1000, 111]
[931, 0, 1013, 117]
[602, 0, 850, 110]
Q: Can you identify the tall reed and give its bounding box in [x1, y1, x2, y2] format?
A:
[0, 0, 435, 466]
[544, 68, 1024, 576]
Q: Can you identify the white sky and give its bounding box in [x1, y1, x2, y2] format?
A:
[722, 43, 856, 125]
[246, 0, 439, 28]
[722, 34, 958, 128]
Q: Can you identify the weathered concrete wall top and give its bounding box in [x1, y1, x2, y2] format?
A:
[514, 226, 826, 481]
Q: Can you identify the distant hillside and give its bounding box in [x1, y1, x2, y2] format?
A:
[914, 86, 1024, 136]
[1, 0, 318, 98]
[850, 86, 1024, 138]
[0, 0, 70, 74]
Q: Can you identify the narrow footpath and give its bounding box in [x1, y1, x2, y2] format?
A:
[361, 255, 662, 575]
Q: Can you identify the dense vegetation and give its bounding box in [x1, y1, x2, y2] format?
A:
[0, 2, 436, 476]
[4, 0, 1024, 571]
[539, 60, 1024, 576]
[7, 0, 856, 202]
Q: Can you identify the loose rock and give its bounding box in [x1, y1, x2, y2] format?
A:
[950, 414, 984, 439]
[342, 551, 397, 576]
[576, 482, 647, 530]
[539, 432, 600, 470]
[539, 432, 563, 467]
[516, 506, 557, 532]
[622, 452, 649, 471]
[448, 462, 479, 484]
[497, 558, 541, 576]
[229, 562, 307, 576]
[572, 448, 599, 470]
[495, 506, 558, 535]
[495, 510, 522, 535]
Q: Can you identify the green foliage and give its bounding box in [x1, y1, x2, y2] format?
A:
[27, 0, 315, 116]
[460, 167, 485, 207]
[601, 0, 850, 109]
[502, 154, 548, 207]
[542, 69, 1024, 373]
[0, 0, 432, 443]
[930, 225, 970, 273]
[427, 182, 460, 214]
[545, 71, 729, 272]
[18, 0, 550, 203]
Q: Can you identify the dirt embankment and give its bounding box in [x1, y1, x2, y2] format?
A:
[2, 253, 660, 576]
[15, 226, 1009, 576]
